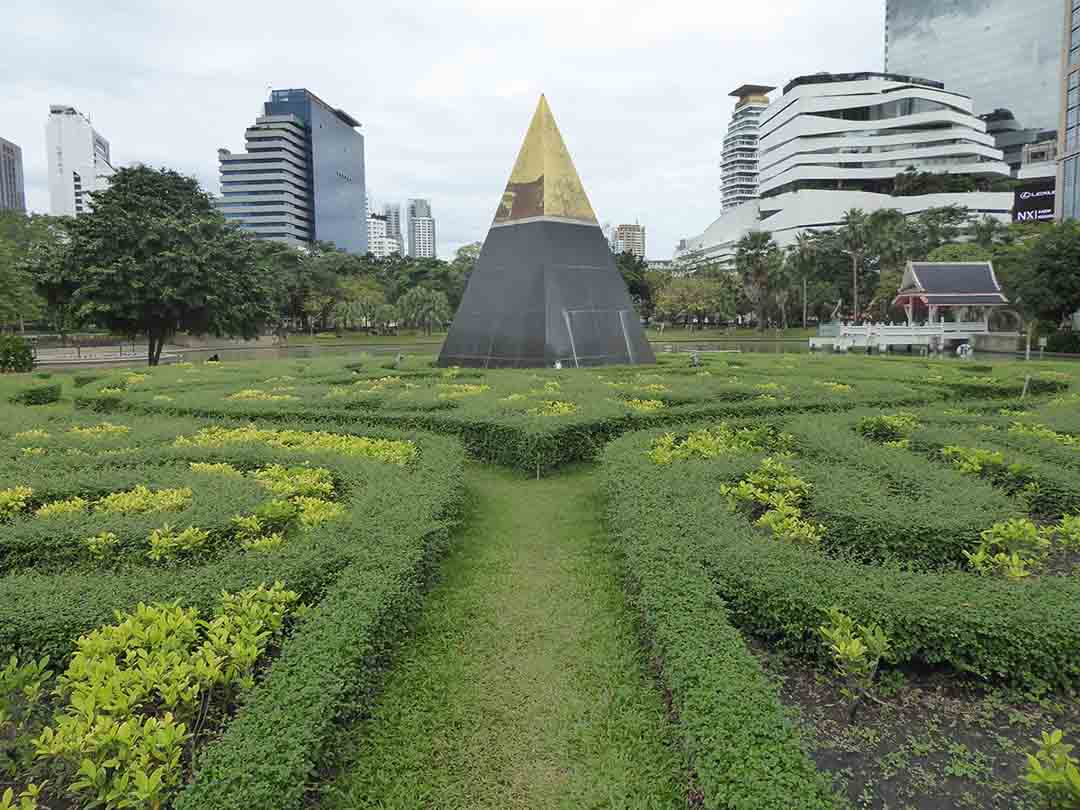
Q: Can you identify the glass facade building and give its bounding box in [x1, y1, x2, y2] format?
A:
[1060, 0, 1080, 218]
[0, 137, 25, 212]
[885, 0, 1063, 132]
[218, 89, 367, 253]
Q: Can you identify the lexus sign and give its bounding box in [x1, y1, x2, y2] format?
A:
[1013, 178, 1055, 223]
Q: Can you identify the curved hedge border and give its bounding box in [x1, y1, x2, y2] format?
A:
[600, 450, 840, 809]
[0, 412, 466, 810]
[603, 422, 1080, 694]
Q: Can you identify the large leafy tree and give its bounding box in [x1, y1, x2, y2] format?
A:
[26, 166, 278, 365]
[1006, 221, 1080, 328]
[615, 251, 652, 319]
[0, 211, 55, 331]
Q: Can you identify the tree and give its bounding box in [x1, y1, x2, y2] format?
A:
[735, 231, 783, 331]
[1006, 221, 1080, 328]
[396, 286, 451, 336]
[926, 243, 993, 263]
[25, 166, 278, 365]
[335, 276, 385, 331]
[654, 276, 735, 327]
[615, 251, 652, 319]
[968, 216, 1010, 250]
[833, 210, 874, 320]
[0, 211, 54, 331]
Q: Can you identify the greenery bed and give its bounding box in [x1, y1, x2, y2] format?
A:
[0, 392, 465, 810]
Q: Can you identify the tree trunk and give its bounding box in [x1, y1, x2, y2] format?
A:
[852, 254, 860, 320]
[147, 335, 159, 367]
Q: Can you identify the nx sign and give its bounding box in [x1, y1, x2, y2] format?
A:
[1013, 179, 1055, 223]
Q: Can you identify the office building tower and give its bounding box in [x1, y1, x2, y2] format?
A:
[722, 85, 774, 210]
[407, 198, 436, 258]
[610, 223, 646, 258]
[757, 72, 1009, 199]
[366, 212, 401, 258]
[46, 105, 115, 216]
[0, 137, 26, 212]
[383, 203, 404, 254]
[677, 72, 1013, 268]
[218, 88, 367, 253]
[885, 0, 1061, 133]
[1059, 0, 1080, 219]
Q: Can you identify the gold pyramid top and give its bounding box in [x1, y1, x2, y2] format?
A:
[492, 95, 598, 226]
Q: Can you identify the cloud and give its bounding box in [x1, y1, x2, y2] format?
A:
[4, 0, 886, 258]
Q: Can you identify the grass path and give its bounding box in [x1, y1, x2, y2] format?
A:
[320, 464, 685, 810]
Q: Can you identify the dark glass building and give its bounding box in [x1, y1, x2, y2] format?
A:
[0, 137, 26, 212]
[886, 0, 1063, 133]
[218, 88, 367, 254]
[1060, 0, 1080, 219]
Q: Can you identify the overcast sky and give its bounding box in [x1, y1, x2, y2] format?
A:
[5, 0, 886, 260]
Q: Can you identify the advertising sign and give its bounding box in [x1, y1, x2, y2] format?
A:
[1013, 178, 1056, 223]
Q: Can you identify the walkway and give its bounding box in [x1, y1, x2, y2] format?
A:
[321, 465, 685, 810]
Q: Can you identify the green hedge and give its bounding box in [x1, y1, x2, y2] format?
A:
[601, 444, 840, 809]
[9, 383, 61, 406]
[603, 423, 1080, 694]
[783, 413, 1021, 567]
[0, 409, 467, 810]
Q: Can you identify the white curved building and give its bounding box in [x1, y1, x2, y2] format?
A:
[721, 85, 774, 210]
[757, 72, 1011, 198]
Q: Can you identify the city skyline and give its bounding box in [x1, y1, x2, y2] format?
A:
[9, 0, 888, 258]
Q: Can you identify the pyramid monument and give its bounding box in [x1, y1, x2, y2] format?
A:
[438, 96, 655, 368]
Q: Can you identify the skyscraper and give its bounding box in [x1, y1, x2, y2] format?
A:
[383, 203, 404, 254]
[46, 105, 115, 216]
[885, 0, 1062, 132]
[1059, 0, 1080, 218]
[722, 85, 774, 210]
[407, 198, 436, 258]
[218, 88, 367, 253]
[0, 137, 25, 212]
[610, 223, 646, 258]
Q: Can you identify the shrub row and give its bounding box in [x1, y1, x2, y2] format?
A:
[0, 409, 467, 810]
[782, 413, 1022, 567]
[603, 424, 1080, 694]
[601, 442, 840, 809]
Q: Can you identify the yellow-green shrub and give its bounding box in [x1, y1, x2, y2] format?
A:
[95, 485, 192, 515]
[0, 487, 33, 520]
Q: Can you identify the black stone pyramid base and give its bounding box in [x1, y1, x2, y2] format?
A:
[438, 220, 656, 368]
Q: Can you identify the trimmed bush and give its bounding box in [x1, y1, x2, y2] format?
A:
[9, 383, 61, 406]
[603, 420, 1080, 692]
[0, 335, 34, 373]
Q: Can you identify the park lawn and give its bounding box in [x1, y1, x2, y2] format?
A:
[319, 464, 687, 810]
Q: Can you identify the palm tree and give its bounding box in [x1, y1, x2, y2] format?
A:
[396, 286, 451, 336]
[735, 231, 782, 331]
[835, 209, 869, 320]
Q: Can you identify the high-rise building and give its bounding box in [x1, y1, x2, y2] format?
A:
[722, 85, 774, 210]
[0, 137, 26, 212]
[383, 203, 404, 254]
[885, 0, 1061, 133]
[610, 223, 646, 258]
[757, 72, 1010, 199]
[677, 72, 1014, 268]
[1059, 0, 1080, 219]
[366, 212, 401, 259]
[407, 198, 436, 258]
[218, 88, 367, 253]
[46, 105, 115, 216]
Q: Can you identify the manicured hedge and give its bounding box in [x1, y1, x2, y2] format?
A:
[9, 383, 61, 405]
[783, 413, 1022, 567]
[603, 423, 1080, 695]
[0, 408, 466, 809]
[601, 444, 841, 809]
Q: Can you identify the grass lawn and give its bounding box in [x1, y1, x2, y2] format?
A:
[319, 464, 686, 810]
[645, 326, 816, 341]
